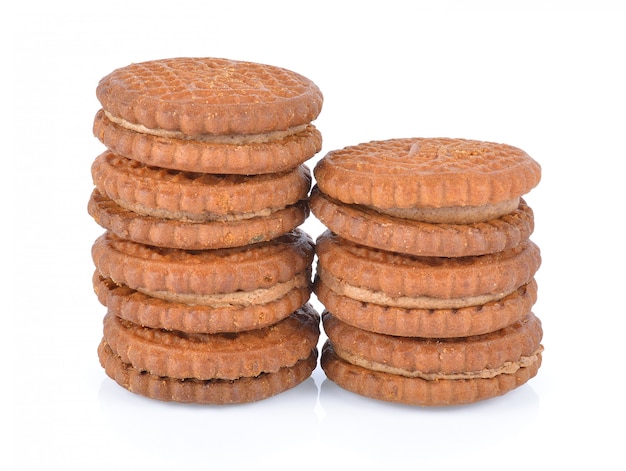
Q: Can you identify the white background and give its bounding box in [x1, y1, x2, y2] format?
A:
[7, 1, 625, 469]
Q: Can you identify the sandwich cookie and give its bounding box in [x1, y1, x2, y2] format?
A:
[99, 341, 317, 405]
[93, 272, 311, 334]
[91, 230, 314, 322]
[312, 137, 540, 257]
[321, 311, 542, 406]
[88, 150, 311, 249]
[314, 231, 540, 337]
[315, 276, 538, 339]
[99, 304, 320, 404]
[93, 57, 323, 174]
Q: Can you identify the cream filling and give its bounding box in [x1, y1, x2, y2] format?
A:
[319, 269, 514, 310]
[334, 344, 544, 380]
[368, 197, 520, 224]
[136, 273, 309, 307]
[114, 198, 283, 222]
[104, 110, 308, 144]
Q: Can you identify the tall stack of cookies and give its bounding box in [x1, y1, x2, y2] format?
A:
[88, 58, 323, 404]
[311, 137, 543, 406]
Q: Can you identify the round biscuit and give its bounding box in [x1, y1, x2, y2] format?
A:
[310, 186, 535, 257]
[91, 229, 314, 296]
[321, 341, 541, 406]
[96, 57, 323, 135]
[98, 341, 318, 404]
[102, 305, 320, 381]
[94, 272, 311, 334]
[91, 150, 311, 218]
[314, 277, 537, 338]
[88, 189, 309, 250]
[314, 137, 541, 209]
[93, 109, 322, 174]
[315, 231, 541, 305]
[323, 311, 543, 376]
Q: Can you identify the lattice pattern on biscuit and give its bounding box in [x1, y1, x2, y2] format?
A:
[118, 58, 311, 101]
[97, 58, 323, 134]
[315, 137, 541, 207]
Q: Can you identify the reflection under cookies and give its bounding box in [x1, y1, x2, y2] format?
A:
[97, 376, 319, 467]
[317, 377, 540, 467]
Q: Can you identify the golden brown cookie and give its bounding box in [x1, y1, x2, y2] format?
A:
[91, 229, 314, 304]
[314, 137, 540, 211]
[94, 272, 311, 334]
[315, 231, 541, 310]
[314, 276, 537, 338]
[102, 305, 320, 381]
[312, 137, 540, 257]
[323, 311, 542, 377]
[88, 150, 311, 249]
[98, 341, 318, 405]
[321, 341, 541, 406]
[96, 57, 323, 135]
[94, 57, 323, 173]
[89, 189, 308, 250]
[310, 187, 535, 257]
[93, 109, 322, 175]
[92, 151, 311, 220]
[321, 312, 542, 406]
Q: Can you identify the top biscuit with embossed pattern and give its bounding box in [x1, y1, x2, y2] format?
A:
[96, 57, 323, 136]
[314, 137, 541, 209]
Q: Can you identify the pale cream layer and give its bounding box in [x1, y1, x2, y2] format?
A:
[334, 344, 544, 380]
[104, 110, 308, 144]
[319, 269, 515, 310]
[114, 198, 286, 222]
[368, 197, 520, 224]
[136, 273, 309, 307]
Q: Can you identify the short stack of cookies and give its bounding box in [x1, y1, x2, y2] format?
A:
[311, 137, 543, 406]
[88, 57, 323, 404]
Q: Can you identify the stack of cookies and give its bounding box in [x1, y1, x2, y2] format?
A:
[311, 137, 543, 406]
[88, 57, 323, 404]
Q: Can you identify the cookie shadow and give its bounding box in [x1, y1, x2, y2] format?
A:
[97, 375, 319, 467]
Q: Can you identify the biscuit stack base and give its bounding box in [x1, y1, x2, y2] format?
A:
[311, 137, 543, 406]
[88, 58, 324, 404]
[91, 231, 320, 404]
